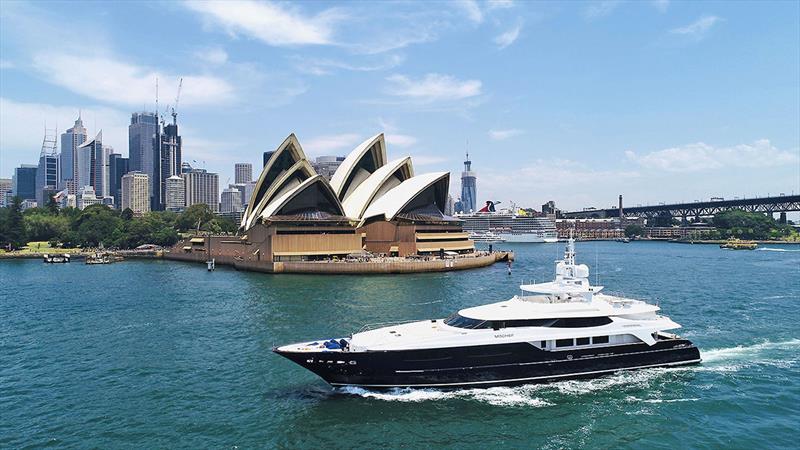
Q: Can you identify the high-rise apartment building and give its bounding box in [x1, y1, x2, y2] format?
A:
[234, 163, 252, 184]
[60, 115, 87, 193]
[12, 164, 37, 201]
[231, 181, 257, 207]
[183, 168, 219, 213]
[0, 178, 11, 207]
[108, 153, 129, 208]
[460, 152, 477, 213]
[121, 171, 150, 216]
[220, 187, 243, 213]
[165, 175, 185, 212]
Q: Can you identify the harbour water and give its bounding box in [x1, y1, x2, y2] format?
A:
[2, 242, 798, 448]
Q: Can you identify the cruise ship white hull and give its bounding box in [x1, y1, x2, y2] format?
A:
[499, 233, 559, 243]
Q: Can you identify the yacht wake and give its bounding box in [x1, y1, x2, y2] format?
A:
[696, 339, 800, 372]
[337, 385, 552, 407]
[756, 247, 800, 252]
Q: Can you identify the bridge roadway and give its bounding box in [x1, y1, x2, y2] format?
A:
[562, 195, 800, 219]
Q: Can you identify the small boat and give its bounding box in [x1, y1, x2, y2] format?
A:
[720, 238, 757, 250]
[85, 252, 114, 264]
[43, 254, 71, 263]
[274, 237, 700, 389]
[615, 237, 631, 243]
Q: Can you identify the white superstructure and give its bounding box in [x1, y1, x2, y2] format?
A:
[457, 210, 558, 243]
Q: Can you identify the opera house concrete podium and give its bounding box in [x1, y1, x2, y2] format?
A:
[167, 133, 512, 274]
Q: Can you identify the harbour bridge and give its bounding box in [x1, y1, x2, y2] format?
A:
[562, 194, 800, 221]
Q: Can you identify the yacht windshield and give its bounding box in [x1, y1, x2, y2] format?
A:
[444, 314, 491, 329]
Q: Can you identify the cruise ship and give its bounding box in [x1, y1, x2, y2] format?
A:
[274, 238, 701, 389]
[457, 202, 558, 243]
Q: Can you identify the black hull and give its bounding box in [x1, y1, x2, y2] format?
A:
[274, 338, 701, 389]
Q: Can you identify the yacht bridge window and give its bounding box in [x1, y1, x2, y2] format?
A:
[444, 314, 612, 330]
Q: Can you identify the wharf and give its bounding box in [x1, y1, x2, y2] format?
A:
[164, 240, 513, 274]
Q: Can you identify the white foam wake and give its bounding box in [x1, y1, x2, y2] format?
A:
[756, 247, 800, 252]
[337, 385, 553, 407]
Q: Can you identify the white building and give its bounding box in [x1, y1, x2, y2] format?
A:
[221, 187, 243, 213]
[165, 175, 185, 212]
[183, 169, 219, 213]
[77, 185, 102, 210]
[311, 155, 345, 181]
[234, 163, 252, 184]
[121, 171, 150, 216]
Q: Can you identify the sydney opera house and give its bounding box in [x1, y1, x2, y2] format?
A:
[167, 133, 512, 273]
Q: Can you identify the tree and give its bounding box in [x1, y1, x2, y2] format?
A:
[713, 209, 775, 239]
[624, 224, 644, 238]
[1, 197, 26, 249]
[24, 212, 69, 241]
[176, 204, 214, 231]
[121, 208, 134, 221]
[72, 204, 122, 247]
[45, 196, 59, 215]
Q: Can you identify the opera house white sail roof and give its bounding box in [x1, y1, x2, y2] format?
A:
[241, 132, 453, 230]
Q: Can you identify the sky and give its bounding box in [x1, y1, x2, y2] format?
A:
[1, 0, 798, 212]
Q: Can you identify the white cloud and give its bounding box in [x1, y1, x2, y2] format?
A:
[489, 128, 524, 140]
[494, 23, 522, 49]
[304, 133, 363, 156]
[652, 0, 669, 13]
[0, 97, 129, 168]
[386, 134, 418, 148]
[31, 53, 235, 108]
[408, 154, 448, 166]
[625, 140, 799, 172]
[386, 73, 482, 102]
[293, 54, 405, 76]
[670, 16, 721, 39]
[487, 0, 515, 10]
[456, 0, 484, 24]
[184, 0, 341, 46]
[0, 60, 15, 69]
[583, 1, 622, 20]
[479, 158, 640, 210]
[194, 47, 229, 65]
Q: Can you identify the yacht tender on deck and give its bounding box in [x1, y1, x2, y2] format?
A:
[274, 237, 701, 388]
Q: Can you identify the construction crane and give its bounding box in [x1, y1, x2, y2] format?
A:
[171, 77, 183, 125]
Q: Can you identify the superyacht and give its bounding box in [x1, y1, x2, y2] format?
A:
[274, 237, 700, 388]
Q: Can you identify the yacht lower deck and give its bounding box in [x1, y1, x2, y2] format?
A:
[274, 335, 701, 389]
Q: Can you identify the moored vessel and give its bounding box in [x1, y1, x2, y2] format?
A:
[457, 203, 558, 243]
[275, 237, 701, 389]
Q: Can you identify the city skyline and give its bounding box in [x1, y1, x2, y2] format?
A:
[1, 1, 799, 211]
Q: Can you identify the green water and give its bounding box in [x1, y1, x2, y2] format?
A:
[2, 242, 798, 448]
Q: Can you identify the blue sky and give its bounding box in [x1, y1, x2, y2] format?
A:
[1, 0, 798, 211]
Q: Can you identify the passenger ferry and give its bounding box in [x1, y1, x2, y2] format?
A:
[274, 237, 701, 388]
[457, 203, 558, 243]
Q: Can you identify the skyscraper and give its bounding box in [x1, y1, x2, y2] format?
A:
[36, 152, 59, 206]
[128, 112, 158, 193]
[76, 131, 106, 195]
[263, 151, 273, 168]
[220, 187, 243, 213]
[234, 163, 252, 184]
[108, 153, 129, 208]
[311, 156, 346, 181]
[165, 175, 185, 212]
[460, 152, 477, 213]
[60, 115, 87, 193]
[153, 120, 182, 211]
[121, 171, 150, 216]
[12, 164, 37, 201]
[183, 168, 219, 213]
